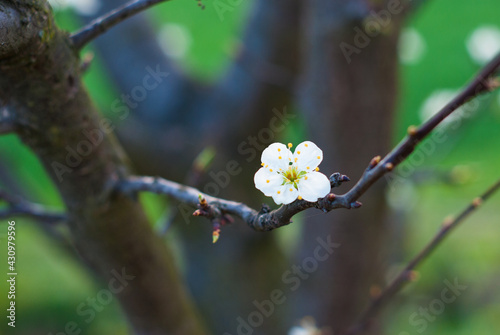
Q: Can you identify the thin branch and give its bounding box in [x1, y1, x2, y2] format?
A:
[117, 52, 500, 232]
[0, 190, 66, 224]
[118, 174, 350, 232]
[70, 0, 172, 50]
[342, 177, 500, 335]
[118, 176, 263, 227]
[329, 53, 500, 209]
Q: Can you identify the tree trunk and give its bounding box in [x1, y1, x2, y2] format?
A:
[296, 1, 403, 333]
[0, 1, 205, 334]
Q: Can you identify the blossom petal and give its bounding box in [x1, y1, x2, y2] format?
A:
[272, 184, 299, 205]
[298, 171, 331, 202]
[293, 141, 323, 172]
[254, 167, 283, 197]
[261, 143, 292, 171]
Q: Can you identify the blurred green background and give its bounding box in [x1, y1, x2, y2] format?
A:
[1, 0, 500, 334]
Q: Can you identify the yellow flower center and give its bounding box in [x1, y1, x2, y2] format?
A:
[282, 166, 300, 183]
[281, 166, 307, 191]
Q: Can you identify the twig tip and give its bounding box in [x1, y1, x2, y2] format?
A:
[472, 197, 483, 208]
[212, 221, 221, 243]
[350, 201, 362, 209]
[486, 77, 500, 91]
[442, 215, 454, 228]
[369, 156, 382, 168]
[198, 194, 207, 206]
[407, 270, 420, 282]
[407, 125, 418, 137]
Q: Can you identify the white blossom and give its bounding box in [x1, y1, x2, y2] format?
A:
[254, 141, 331, 205]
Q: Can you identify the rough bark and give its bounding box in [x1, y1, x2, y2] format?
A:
[0, 1, 204, 334]
[78, 1, 302, 334]
[296, 0, 403, 333]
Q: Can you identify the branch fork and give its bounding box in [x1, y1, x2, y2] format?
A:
[193, 195, 234, 243]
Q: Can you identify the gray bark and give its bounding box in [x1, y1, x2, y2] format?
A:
[296, 1, 403, 333]
[0, 1, 205, 334]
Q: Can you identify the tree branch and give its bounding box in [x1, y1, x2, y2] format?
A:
[70, 0, 172, 50]
[328, 53, 500, 209]
[117, 173, 350, 232]
[1, 2, 206, 333]
[117, 52, 500, 233]
[0, 190, 66, 224]
[342, 177, 500, 335]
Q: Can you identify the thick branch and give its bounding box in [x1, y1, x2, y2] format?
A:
[0, 190, 66, 224]
[70, 0, 172, 50]
[0, 2, 205, 333]
[342, 177, 500, 335]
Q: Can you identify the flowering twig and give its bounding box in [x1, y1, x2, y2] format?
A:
[117, 52, 500, 232]
[342, 177, 500, 335]
[70, 0, 173, 50]
[0, 190, 66, 224]
[117, 173, 350, 232]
